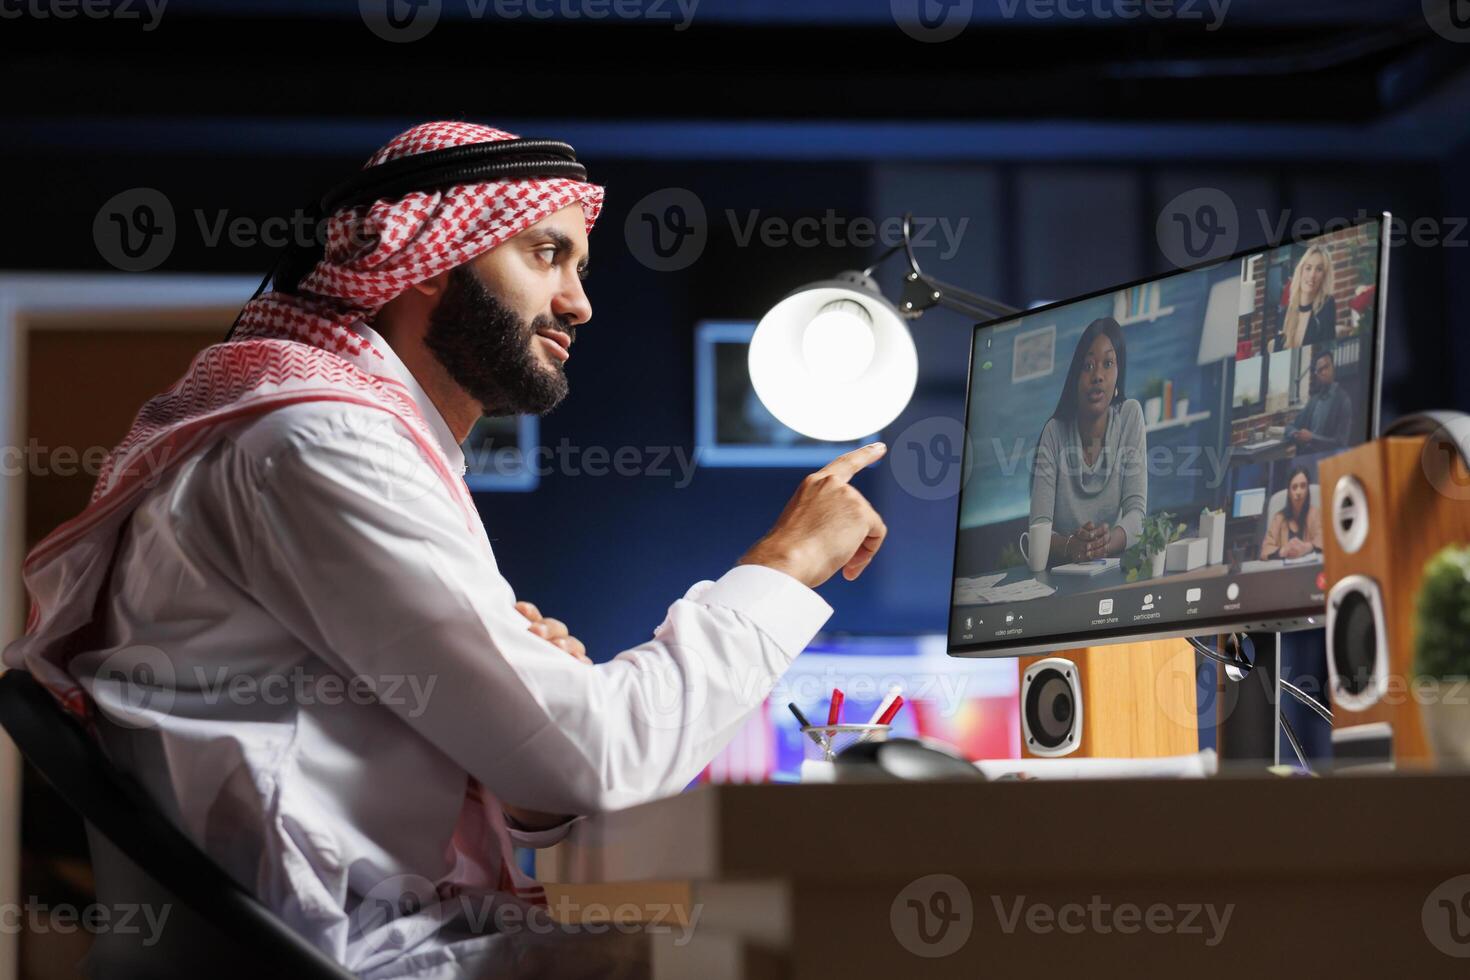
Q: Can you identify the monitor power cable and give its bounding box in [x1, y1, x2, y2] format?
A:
[1185, 633, 1332, 773]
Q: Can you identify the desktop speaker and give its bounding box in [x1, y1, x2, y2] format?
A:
[1320, 413, 1470, 766]
[1019, 640, 1199, 759]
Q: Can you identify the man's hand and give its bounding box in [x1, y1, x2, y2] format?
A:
[1294, 429, 1313, 444]
[737, 442, 889, 589]
[514, 601, 592, 665]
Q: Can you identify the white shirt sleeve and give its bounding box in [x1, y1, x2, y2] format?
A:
[216, 408, 832, 816]
[503, 811, 581, 849]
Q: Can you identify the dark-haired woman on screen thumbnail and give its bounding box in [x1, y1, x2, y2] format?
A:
[1029, 317, 1149, 566]
[1259, 465, 1322, 561]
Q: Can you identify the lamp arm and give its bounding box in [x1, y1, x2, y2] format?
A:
[862, 242, 906, 278]
[928, 273, 1021, 319]
[900, 270, 1019, 320]
[896, 211, 1020, 321]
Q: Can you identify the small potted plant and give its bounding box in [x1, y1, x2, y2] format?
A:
[1413, 544, 1470, 767]
[1123, 512, 1185, 582]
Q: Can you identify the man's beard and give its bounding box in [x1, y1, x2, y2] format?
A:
[423, 265, 574, 418]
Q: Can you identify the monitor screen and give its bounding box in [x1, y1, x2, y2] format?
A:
[949, 216, 1386, 657]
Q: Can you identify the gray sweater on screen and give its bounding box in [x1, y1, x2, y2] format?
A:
[1029, 398, 1149, 549]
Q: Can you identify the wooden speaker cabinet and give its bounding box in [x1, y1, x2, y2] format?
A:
[1320, 432, 1470, 765]
[1019, 640, 1199, 758]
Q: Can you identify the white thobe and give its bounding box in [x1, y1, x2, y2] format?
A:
[70, 323, 832, 977]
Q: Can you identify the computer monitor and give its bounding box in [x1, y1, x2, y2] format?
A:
[948, 214, 1388, 657]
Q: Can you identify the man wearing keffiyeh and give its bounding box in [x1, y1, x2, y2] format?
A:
[3, 121, 888, 978]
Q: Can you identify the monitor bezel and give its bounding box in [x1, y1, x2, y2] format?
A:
[947, 211, 1391, 658]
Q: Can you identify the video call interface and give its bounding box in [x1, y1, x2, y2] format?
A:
[949, 219, 1382, 654]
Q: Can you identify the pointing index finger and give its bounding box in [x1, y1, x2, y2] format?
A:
[818, 442, 887, 484]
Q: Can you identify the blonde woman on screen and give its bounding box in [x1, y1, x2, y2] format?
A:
[1278, 244, 1337, 350]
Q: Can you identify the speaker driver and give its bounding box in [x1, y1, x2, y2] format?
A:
[1326, 575, 1389, 712]
[1022, 658, 1081, 757]
[1331, 475, 1370, 555]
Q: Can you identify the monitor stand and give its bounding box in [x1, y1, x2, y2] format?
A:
[1214, 631, 1282, 768]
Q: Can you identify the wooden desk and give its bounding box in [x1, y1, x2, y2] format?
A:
[539, 775, 1470, 979]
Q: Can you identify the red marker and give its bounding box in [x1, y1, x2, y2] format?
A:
[827, 688, 845, 728]
[876, 695, 905, 726]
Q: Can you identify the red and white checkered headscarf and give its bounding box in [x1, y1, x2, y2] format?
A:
[232, 120, 605, 360]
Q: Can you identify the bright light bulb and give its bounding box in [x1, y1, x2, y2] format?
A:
[802, 299, 875, 383]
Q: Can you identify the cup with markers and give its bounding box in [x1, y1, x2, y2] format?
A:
[789, 686, 906, 775]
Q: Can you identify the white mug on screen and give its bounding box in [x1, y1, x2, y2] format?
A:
[1019, 522, 1051, 573]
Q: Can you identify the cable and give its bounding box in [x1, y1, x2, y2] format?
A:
[1187, 634, 1252, 676]
[1186, 632, 1330, 772]
[1280, 679, 1333, 724]
[1279, 712, 1312, 774]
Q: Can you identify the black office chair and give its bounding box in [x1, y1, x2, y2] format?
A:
[0, 669, 358, 980]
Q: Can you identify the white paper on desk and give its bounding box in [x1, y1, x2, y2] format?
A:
[1050, 558, 1120, 576]
[953, 572, 1005, 600]
[954, 575, 1056, 606]
[975, 749, 1218, 781]
[1238, 558, 1285, 574]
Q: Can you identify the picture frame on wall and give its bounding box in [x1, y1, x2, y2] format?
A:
[1011, 323, 1056, 383]
[694, 321, 877, 467]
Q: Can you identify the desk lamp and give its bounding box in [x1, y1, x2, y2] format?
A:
[748, 213, 1019, 442]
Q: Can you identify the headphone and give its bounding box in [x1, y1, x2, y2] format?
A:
[1382, 410, 1470, 470]
[226, 137, 590, 339]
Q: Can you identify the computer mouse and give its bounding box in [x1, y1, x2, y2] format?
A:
[834, 737, 986, 781]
